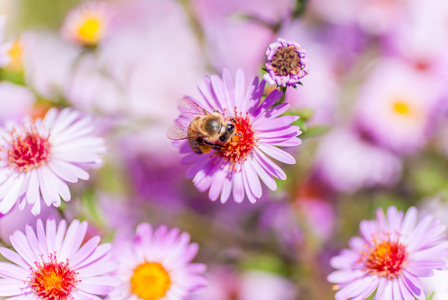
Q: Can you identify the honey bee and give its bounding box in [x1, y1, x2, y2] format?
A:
[167, 98, 236, 154]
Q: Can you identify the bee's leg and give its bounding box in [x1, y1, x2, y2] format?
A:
[211, 144, 223, 151]
[202, 140, 223, 151]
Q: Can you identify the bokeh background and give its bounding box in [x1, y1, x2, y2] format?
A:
[0, 0, 448, 299]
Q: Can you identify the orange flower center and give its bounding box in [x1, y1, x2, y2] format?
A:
[130, 262, 171, 300]
[360, 234, 408, 278]
[6, 125, 51, 172]
[219, 110, 257, 165]
[29, 254, 78, 300]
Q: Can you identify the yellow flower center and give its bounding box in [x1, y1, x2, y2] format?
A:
[77, 16, 103, 45]
[7, 38, 23, 71]
[393, 101, 410, 115]
[130, 262, 171, 300]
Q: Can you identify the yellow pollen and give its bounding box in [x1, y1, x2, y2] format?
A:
[392, 101, 410, 115]
[77, 16, 103, 45]
[130, 262, 171, 300]
[7, 38, 23, 71]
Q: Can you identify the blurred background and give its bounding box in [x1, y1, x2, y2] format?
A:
[0, 0, 448, 299]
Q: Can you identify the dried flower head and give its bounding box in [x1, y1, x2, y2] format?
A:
[264, 38, 309, 88]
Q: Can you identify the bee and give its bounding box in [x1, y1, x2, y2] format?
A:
[167, 98, 236, 154]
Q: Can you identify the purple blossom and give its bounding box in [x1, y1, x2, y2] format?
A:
[172, 69, 301, 204]
[0, 217, 119, 299]
[328, 206, 448, 300]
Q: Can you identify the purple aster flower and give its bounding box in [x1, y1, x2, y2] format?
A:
[328, 206, 448, 300]
[314, 129, 402, 193]
[171, 69, 301, 204]
[109, 223, 207, 300]
[0, 107, 105, 215]
[0, 217, 119, 299]
[355, 58, 442, 154]
[264, 38, 309, 88]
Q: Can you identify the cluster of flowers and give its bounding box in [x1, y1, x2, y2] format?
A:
[0, 217, 205, 299]
[0, 0, 448, 299]
[0, 2, 310, 299]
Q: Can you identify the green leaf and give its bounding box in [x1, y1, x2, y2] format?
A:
[294, 118, 307, 133]
[81, 189, 103, 225]
[300, 126, 330, 139]
[240, 254, 289, 277]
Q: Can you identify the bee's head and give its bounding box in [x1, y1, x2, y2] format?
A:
[218, 122, 236, 144]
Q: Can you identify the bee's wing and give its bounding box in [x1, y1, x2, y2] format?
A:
[166, 122, 189, 140]
[166, 120, 203, 140]
[177, 97, 210, 118]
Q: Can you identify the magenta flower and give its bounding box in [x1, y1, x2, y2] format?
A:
[109, 223, 206, 300]
[0, 108, 105, 215]
[0, 217, 119, 299]
[172, 69, 301, 203]
[328, 206, 448, 300]
[264, 38, 309, 88]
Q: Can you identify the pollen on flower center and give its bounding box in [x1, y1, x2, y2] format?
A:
[360, 234, 408, 278]
[219, 110, 257, 164]
[6, 125, 51, 172]
[130, 262, 172, 300]
[28, 254, 78, 300]
[271, 45, 302, 76]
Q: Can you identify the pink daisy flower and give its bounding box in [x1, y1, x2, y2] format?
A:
[263, 38, 309, 88]
[355, 58, 442, 154]
[0, 107, 105, 215]
[0, 217, 119, 299]
[170, 69, 301, 204]
[61, 1, 114, 47]
[110, 223, 207, 300]
[328, 206, 448, 300]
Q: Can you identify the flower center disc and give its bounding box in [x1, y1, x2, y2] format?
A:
[393, 101, 411, 115]
[7, 126, 51, 172]
[77, 17, 103, 45]
[219, 112, 257, 164]
[361, 235, 408, 278]
[130, 262, 171, 300]
[29, 255, 78, 300]
[271, 45, 302, 76]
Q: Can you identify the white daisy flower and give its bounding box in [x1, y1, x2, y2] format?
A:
[0, 108, 105, 215]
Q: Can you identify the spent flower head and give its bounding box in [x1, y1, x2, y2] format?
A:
[170, 69, 301, 204]
[0, 107, 105, 215]
[264, 38, 309, 88]
[0, 217, 119, 299]
[328, 206, 448, 300]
